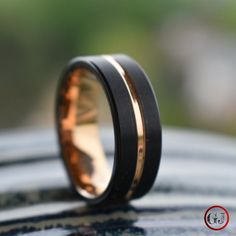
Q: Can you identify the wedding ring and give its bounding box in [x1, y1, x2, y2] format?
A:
[56, 54, 162, 205]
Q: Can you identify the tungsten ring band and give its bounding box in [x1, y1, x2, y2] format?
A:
[56, 54, 162, 205]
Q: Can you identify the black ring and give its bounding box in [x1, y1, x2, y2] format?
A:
[55, 54, 162, 205]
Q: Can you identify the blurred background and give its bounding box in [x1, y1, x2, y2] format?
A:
[0, 0, 236, 136]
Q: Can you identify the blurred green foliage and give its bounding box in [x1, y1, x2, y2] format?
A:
[0, 0, 236, 134]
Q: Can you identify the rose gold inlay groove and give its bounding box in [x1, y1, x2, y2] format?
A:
[103, 55, 146, 199]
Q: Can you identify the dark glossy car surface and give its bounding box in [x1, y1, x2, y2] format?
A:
[0, 128, 235, 235]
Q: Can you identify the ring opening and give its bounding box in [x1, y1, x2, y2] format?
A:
[58, 68, 114, 199]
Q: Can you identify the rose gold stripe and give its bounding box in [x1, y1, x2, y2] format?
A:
[103, 55, 145, 199]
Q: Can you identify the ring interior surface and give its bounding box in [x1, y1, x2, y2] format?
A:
[58, 68, 114, 199]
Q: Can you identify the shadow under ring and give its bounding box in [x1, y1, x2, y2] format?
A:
[56, 54, 162, 205]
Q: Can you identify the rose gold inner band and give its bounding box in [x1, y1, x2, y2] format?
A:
[58, 68, 112, 198]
